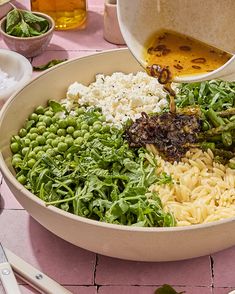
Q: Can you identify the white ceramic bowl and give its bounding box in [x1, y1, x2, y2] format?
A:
[1, 49, 235, 262]
[117, 0, 235, 82]
[0, 49, 32, 107]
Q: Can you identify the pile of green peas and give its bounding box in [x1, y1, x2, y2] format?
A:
[10, 102, 109, 184]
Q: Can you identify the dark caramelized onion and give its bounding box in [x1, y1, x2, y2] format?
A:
[173, 64, 183, 70]
[179, 45, 191, 51]
[191, 57, 206, 64]
[192, 65, 201, 69]
[158, 67, 171, 84]
[125, 112, 201, 162]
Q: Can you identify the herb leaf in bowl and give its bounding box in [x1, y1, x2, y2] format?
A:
[6, 8, 49, 37]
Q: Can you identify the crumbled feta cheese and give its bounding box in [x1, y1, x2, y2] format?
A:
[66, 72, 169, 127]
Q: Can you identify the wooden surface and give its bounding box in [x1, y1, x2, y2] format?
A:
[0, 1, 235, 293]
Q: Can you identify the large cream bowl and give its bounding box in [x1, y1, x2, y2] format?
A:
[0, 49, 235, 262]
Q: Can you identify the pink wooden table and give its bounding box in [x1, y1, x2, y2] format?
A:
[0, 1, 235, 293]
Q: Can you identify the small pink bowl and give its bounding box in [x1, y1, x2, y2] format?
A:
[0, 11, 55, 58]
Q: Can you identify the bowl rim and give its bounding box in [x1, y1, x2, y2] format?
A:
[1, 48, 235, 233]
[0, 10, 55, 40]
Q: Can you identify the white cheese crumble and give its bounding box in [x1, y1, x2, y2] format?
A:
[66, 72, 168, 127]
[0, 69, 17, 91]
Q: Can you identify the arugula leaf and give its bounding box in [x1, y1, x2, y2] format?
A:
[48, 100, 66, 113]
[176, 80, 235, 111]
[33, 59, 67, 71]
[155, 172, 173, 185]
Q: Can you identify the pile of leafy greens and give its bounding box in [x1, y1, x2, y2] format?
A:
[13, 103, 175, 227]
[175, 80, 235, 164]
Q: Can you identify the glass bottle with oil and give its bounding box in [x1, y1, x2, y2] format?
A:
[31, 0, 87, 30]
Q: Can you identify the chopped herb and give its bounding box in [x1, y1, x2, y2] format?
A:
[33, 59, 67, 71]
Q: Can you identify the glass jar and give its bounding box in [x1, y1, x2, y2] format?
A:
[31, 0, 87, 30]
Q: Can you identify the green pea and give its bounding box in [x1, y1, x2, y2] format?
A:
[28, 151, 36, 159]
[76, 108, 85, 115]
[93, 123, 102, 132]
[49, 124, 58, 134]
[36, 135, 46, 145]
[46, 149, 56, 157]
[58, 119, 67, 129]
[11, 142, 19, 153]
[29, 113, 38, 122]
[12, 153, 22, 159]
[84, 133, 90, 141]
[81, 129, 88, 136]
[52, 139, 59, 147]
[24, 138, 31, 147]
[47, 133, 57, 139]
[65, 137, 74, 147]
[76, 122, 81, 130]
[36, 121, 46, 127]
[67, 126, 75, 134]
[57, 128, 66, 136]
[45, 110, 54, 117]
[33, 146, 42, 153]
[12, 157, 22, 167]
[101, 125, 110, 133]
[46, 138, 53, 145]
[43, 131, 50, 138]
[17, 174, 26, 185]
[38, 125, 46, 134]
[27, 158, 36, 168]
[81, 123, 89, 131]
[43, 144, 51, 151]
[35, 106, 45, 115]
[11, 136, 20, 143]
[66, 116, 76, 126]
[74, 137, 84, 145]
[31, 140, 39, 148]
[38, 115, 44, 122]
[29, 127, 38, 134]
[29, 133, 38, 140]
[36, 151, 45, 160]
[51, 116, 58, 123]
[19, 128, 27, 138]
[57, 142, 68, 152]
[22, 147, 30, 156]
[73, 130, 82, 138]
[43, 116, 52, 127]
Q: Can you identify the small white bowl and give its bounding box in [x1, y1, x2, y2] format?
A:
[0, 49, 32, 107]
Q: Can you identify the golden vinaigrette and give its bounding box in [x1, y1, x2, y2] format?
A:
[144, 30, 231, 79]
[31, 0, 87, 30]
